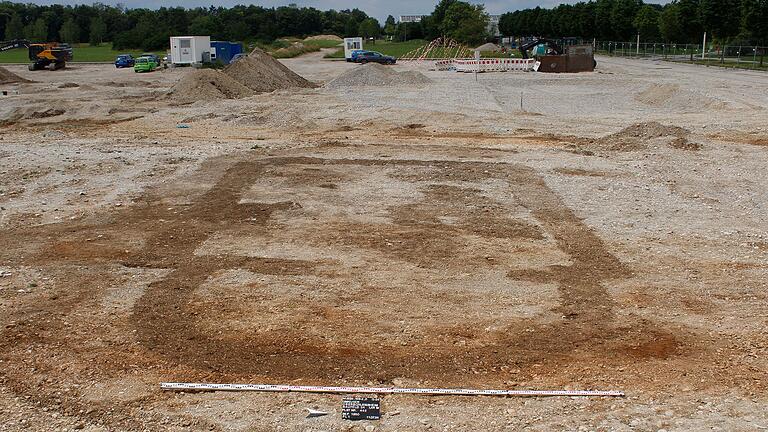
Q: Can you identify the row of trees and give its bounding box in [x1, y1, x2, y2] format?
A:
[0, 0, 492, 49]
[380, 0, 490, 45]
[2, 0, 765, 49]
[498, 0, 768, 44]
[0, 2, 378, 50]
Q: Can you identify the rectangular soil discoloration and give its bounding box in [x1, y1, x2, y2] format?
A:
[1, 56, 767, 431]
[0, 154, 722, 420]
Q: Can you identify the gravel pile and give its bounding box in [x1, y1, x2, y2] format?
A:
[168, 69, 253, 104]
[325, 63, 432, 88]
[475, 42, 501, 51]
[0, 66, 32, 84]
[224, 47, 316, 93]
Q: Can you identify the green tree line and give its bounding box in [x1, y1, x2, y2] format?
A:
[498, 0, 768, 44]
[380, 0, 490, 45]
[3, 0, 764, 50]
[0, 2, 378, 50]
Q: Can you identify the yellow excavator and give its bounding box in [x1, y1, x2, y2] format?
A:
[0, 39, 73, 70]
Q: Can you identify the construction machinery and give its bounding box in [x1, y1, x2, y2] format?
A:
[519, 38, 565, 59]
[0, 39, 73, 71]
[518, 38, 595, 73]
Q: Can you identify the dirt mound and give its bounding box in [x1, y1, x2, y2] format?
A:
[475, 42, 500, 51]
[669, 137, 702, 151]
[1, 105, 67, 125]
[595, 122, 692, 151]
[305, 34, 342, 41]
[635, 83, 727, 111]
[612, 122, 689, 140]
[168, 69, 253, 103]
[325, 63, 432, 88]
[168, 48, 315, 103]
[0, 66, 32, 84]
[223, 47, 316, 93]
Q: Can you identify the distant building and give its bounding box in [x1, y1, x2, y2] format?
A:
[398, 15, 427, 23]
[487, 15, 501, 37]
[398, 14, 501, 36]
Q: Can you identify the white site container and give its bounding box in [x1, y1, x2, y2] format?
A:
[169, 36, 211, 65]
[343, 37, 363, 60]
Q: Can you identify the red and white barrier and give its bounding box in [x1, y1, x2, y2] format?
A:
[434, 58, 535, 72]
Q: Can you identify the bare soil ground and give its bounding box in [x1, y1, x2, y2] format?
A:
[0, 55, 766, 431]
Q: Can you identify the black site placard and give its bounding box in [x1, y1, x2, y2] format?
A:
[341, 397, 381, 420]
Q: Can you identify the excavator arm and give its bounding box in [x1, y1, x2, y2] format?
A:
[0, 39, 31, 52]
[518, 38, 564, 59]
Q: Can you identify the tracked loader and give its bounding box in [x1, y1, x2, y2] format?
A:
[0, 39, 73, 70]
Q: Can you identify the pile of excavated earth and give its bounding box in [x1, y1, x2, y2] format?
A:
[0, 66, 32, 84]
[325, 63, 432, 88]
[168, 47, 315, 103]
[590, 121, 697, 152]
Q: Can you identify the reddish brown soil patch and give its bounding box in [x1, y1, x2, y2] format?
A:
[0, 154, 746, 430]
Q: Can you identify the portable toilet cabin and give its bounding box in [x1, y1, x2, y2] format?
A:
[343, 37, 363, 61]
[210, 41, 243, 64]
[169, 36, 211, 65]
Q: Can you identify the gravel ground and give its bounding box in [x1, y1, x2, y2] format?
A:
[0, 55, 766, 431]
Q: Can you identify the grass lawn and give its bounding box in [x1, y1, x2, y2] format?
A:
[256, 38, 342, 58]
[324, 39, 520, 59]
[324, 39, 427, 59]
[690, 59, 768, 71]
[0, 43, 165, 63]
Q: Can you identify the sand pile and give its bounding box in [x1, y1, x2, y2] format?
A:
[325, 63, 432, 88]
[305, 35, 343, 41]
[168, 47, 315, 103]
[595, 122, 694, 151]
[475, 42, 501, 52]
[635, 83, 727, 111]
[224, 47, 316, 93]
[168, 69, 253, 104]
[0, 66, 32, 84]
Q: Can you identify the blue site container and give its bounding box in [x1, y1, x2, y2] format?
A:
[210, 41, 243, 64]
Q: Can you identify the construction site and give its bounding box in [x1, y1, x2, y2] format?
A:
[0, 42, 767, 431]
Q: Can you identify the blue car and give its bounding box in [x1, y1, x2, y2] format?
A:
[348, 50, 365, 62]
[115, 54, 135, 68]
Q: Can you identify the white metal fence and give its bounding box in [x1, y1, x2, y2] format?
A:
[594, 41, 768, 70]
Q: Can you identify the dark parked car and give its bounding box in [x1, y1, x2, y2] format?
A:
[114, 54, 135, 68]
[355, 51, 396, 65]
[140, 53, 161, 66]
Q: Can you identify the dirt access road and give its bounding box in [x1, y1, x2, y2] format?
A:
[0, 55, 766, 431]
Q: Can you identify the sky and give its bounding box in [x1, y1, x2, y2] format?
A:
[22, 0, 584, 23]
